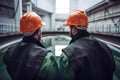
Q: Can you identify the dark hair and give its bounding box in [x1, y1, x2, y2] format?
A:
[75, 27, 86, 32]
[70, 26, 86, 33]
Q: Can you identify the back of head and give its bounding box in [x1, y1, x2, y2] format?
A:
[20, 12, 45, 36]
[65, 10, 88, 30]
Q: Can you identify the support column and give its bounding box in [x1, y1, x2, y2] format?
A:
[14, 0, 22, 33]
[26, 1, 32, 11]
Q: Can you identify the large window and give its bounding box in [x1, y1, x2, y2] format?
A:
[56, 0, 70, 14]
[55, 45, 67, 56]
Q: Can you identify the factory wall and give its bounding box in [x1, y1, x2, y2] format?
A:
[87, 2, 120, 33]
[31, 0, 55, 13]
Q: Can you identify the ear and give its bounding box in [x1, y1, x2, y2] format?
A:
[71, 27, 78, 35]
[34, 28, 41, 40]
[36, 28, 41, 35]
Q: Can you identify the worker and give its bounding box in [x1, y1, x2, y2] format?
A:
[59, 10, 115, 80]
[3, 12, 58, 80]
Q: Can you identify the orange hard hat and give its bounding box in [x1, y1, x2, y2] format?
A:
[65, 10, 88, 27]
[20, 12, 45, 33]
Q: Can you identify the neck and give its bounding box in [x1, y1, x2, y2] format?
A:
[22, 36, 45, 48]
[70, 30, 90, 44]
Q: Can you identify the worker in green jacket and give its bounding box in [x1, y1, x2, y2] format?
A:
[59, 10, 115, 80]
[2, 12, 58, 80]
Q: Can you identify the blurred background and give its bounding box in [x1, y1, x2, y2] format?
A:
[0, 0, 120, 33]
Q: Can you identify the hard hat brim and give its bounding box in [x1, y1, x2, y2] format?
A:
[63, 23, 69, 27]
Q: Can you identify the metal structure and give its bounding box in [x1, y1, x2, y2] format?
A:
[86, 0, 120, 33]
[0, 0, 55, 33]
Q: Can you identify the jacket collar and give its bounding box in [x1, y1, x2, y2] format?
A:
[22, 36, 45, 48]
[70, 30, 90, 44]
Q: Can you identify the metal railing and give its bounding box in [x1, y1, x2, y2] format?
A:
[88, 25, 120, 33]
[0, 23, 120, 34]
[0, 23, 19, 34]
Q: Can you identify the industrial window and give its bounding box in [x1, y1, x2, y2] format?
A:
[55, 45, 67, 56]
[56, 0, 70, 14]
